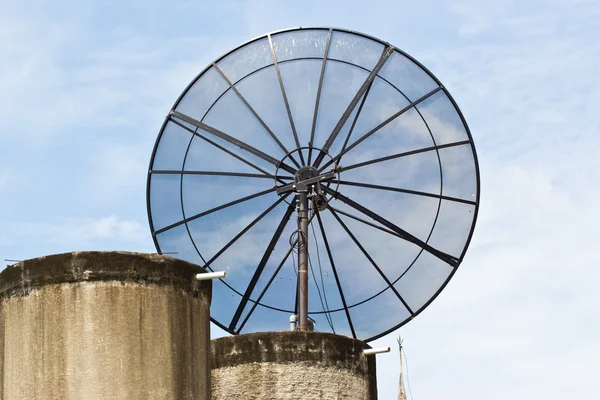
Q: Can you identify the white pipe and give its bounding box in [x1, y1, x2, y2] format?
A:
[289, 314, 297, 331]
[363, 347, 390, 356]
[195, 271, 227, 281]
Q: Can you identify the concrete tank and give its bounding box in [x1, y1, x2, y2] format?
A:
[211, 331, 378, 400]
[0, 251, 211, 400]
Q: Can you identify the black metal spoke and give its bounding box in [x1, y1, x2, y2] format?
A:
[319, 86, 444, 172]
[308, 28, 333, 166]
[152, 170, 294, 180]
[334, 180, 477, 205]
[321, 186, 459, 267]
[213, 63, 302, 169]
[169, 117, 287, 183]
[268, 34, 305, 165]
[335, 80, 374, 167]
[154, 187, 277, 235]
[276, 171, 336, 195]
[235, 241, 296, 333]
[313, 45, 394, 168]
[171, 110, 296, 175]
[315, 211, 356, 338]
[229, 200, 296, 331]
[202, 196, 288, 269]
[233, 211, 317, 332]
[328, 207, 414, 315]
[337, 140, 471, 173]
[327, 205, 403, 239]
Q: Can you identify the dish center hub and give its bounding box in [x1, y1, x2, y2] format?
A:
[295, 166, 319, 183]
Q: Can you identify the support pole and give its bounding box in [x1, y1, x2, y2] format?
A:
[297, 189, 312, 331]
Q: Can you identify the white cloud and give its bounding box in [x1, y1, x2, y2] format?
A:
[0, 167, 19, 195]
[0, 4, 237, 145]
[5, 215, 149, 248]
[360, 2, 600, 399]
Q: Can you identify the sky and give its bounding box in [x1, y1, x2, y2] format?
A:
[1, 0, 599, 399]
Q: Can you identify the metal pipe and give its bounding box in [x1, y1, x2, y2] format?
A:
[195, 271, 227, 281]
[363, 347, 390, 355]
[297, 190, 311, 331]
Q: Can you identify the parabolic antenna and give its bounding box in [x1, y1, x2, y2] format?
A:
[147, 27, 480, 342]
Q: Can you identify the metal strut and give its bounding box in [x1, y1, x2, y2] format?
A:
[297, 187, 311, 332]
[282, 165, 334, 331]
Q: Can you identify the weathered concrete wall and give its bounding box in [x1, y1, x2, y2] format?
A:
[211, 331, 377, 400]
[0, 251, 211, 400]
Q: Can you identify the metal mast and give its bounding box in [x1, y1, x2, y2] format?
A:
[276, 163, 336, 332]
[285, 166, 335, 332]
[297, 188, 310, 331]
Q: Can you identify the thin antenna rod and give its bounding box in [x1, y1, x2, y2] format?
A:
[297, 189, 312, 331]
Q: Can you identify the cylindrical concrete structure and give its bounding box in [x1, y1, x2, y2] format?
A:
[0, 251, 211, 400]
[211, 331, 377, 400]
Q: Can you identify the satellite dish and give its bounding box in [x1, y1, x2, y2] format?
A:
[147, 27, 480, 342]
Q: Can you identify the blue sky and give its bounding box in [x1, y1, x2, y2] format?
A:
[1, 1, 599, 399]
